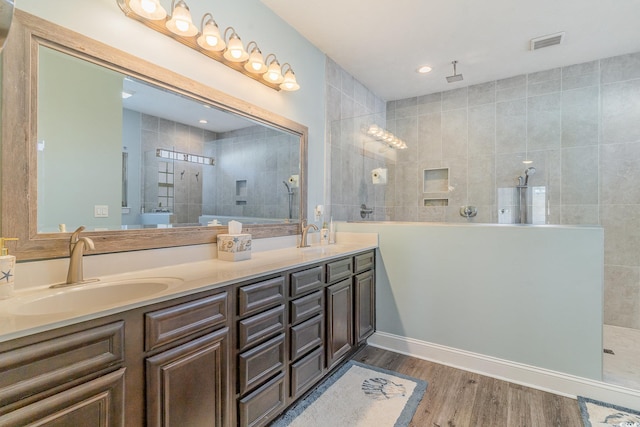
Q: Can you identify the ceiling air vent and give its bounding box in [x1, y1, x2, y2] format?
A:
[530, 32, 565, 50]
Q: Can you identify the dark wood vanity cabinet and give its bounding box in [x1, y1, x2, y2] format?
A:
[0, 322, 126, 426]
[144, 292, 231, 427]
[236, 276, 288, 427]
[0, 249, 376, 427]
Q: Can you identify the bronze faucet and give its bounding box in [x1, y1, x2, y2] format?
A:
[298, 221, 319, 248]
[50, 226, 96, 288]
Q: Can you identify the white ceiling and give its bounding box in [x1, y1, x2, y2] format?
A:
[122, 78, 255, 133]
[261, 0, 640, 101]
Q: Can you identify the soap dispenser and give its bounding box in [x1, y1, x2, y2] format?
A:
[0, 237, 18, 299]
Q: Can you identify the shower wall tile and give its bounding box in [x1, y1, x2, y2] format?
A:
[394, 206, 417, 222]
[495, 152, 526, 188]
[600, 51, 640, 84]
[600, 205, 640, 267]
[418, 113, 442, 164]
[341, 69, 355, 98]
[441, 109, 468, 160]
[527, 68, 561, 96]
[559, 205, 599, 225]
[496, 74, 526, 102]
[527, 93, 561, 151]
[561, 86, 600, 147]
[418, 206, 446, 222]
[601, 141, 640, 204]
[604, 265, 640, 329]
[468, 81, 496, 106]
[496, 99, 527, 154]
[601, 79, 640, 144]
[441, 157, 468, 206]
[561, 146, 599, 204]
[468, 104, 496, 156]
[562, 60, 599, 90]
[326, 85, 342, 124]
[468, 155, 495, 206]
[141, 113, 159, 132]
[326, 57, 341, 89]
[442, 87, 468, 111]
[418, 92, 442, 115]
[340, 93, 355, 121]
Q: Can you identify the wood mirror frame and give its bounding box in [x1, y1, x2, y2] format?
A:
[1, 10, 307, 261]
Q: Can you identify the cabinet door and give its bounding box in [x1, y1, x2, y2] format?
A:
[0, 368, 125, 427]
[354, 270, 375, 343]
[146, 328, 229, 427]
[326, 278, 353, 369]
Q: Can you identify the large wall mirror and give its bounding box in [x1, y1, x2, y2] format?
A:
[1, 11, 308, 260]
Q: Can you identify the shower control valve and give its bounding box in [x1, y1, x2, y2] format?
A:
[460, 205, 478, 218]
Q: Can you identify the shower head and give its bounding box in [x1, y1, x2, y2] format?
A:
[446, 60, 463, 83]
[524, 167, 536, 185]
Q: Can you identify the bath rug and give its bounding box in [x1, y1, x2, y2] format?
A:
[271, 360, 427, 427]
[578, 396, 640, 427]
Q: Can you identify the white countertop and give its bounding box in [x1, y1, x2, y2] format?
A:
[0, 234, 377, 343]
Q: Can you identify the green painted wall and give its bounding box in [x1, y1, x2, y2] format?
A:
[37, 47, 122, 231]
[339, 221, 604, 380]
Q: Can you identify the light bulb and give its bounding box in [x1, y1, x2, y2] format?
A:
[140, 0, 157, 13]
[176, 19, 189, 32]
[205, 35, 218, 46]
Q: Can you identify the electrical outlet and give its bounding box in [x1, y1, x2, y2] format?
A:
[94, 205, 109, 218]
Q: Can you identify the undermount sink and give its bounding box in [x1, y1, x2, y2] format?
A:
[10, 277, 183, 316]
[300, 246, 340, 255]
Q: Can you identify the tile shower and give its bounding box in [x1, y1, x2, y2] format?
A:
[123, 112, 300, 224]
[326, 51, 640, 373]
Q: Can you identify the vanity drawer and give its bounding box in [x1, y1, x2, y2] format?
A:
[0, 322, 124, 408]
[238, 305, 286, 352]
[145, 292, 228, 352]
[290, 314, 323, 361]
[290, 266, 324, 298]
[238, 372, 286, 427]
[290, 346, 324, 400]
[326, 257, 353, 283]
[290, 290, 324, 326]
[238, 277, 286, 317]
[238, 333, 285, 395]
[354, 251, 375, 273]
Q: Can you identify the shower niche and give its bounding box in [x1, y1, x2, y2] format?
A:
[423, 168, 450, 207]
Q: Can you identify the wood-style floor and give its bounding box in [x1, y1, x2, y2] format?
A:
[352, 346, 583, 427]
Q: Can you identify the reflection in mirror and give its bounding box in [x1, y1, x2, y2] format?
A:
[37, 46, 300, 233]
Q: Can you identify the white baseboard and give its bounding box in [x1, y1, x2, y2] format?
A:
[368, 331, 640, 410]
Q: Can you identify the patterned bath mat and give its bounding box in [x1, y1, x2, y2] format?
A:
[271, 360, 427, 427]
[578, 396, 640, 426]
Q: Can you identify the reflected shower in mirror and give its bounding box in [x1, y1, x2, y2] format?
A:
[37, 46, 300, 233]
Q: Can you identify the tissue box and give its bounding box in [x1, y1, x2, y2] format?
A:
[217, 233, 252, 261]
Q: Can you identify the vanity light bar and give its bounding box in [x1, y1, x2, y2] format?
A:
[156, 149, 215, 165]
[364, 124, 408, 150]
[116, 0, 300, 92]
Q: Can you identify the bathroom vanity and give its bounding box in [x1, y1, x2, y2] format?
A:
[0, 245, 376, 427]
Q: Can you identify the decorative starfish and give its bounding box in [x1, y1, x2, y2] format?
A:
[1, 269, 13, 283]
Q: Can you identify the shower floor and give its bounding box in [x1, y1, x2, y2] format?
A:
[603, 324, 640, 390]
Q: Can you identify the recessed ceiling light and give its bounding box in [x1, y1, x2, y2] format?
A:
[199, 119, 208, 124]
[417, 65, 432, 74]
[122, 91, 134, 99]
